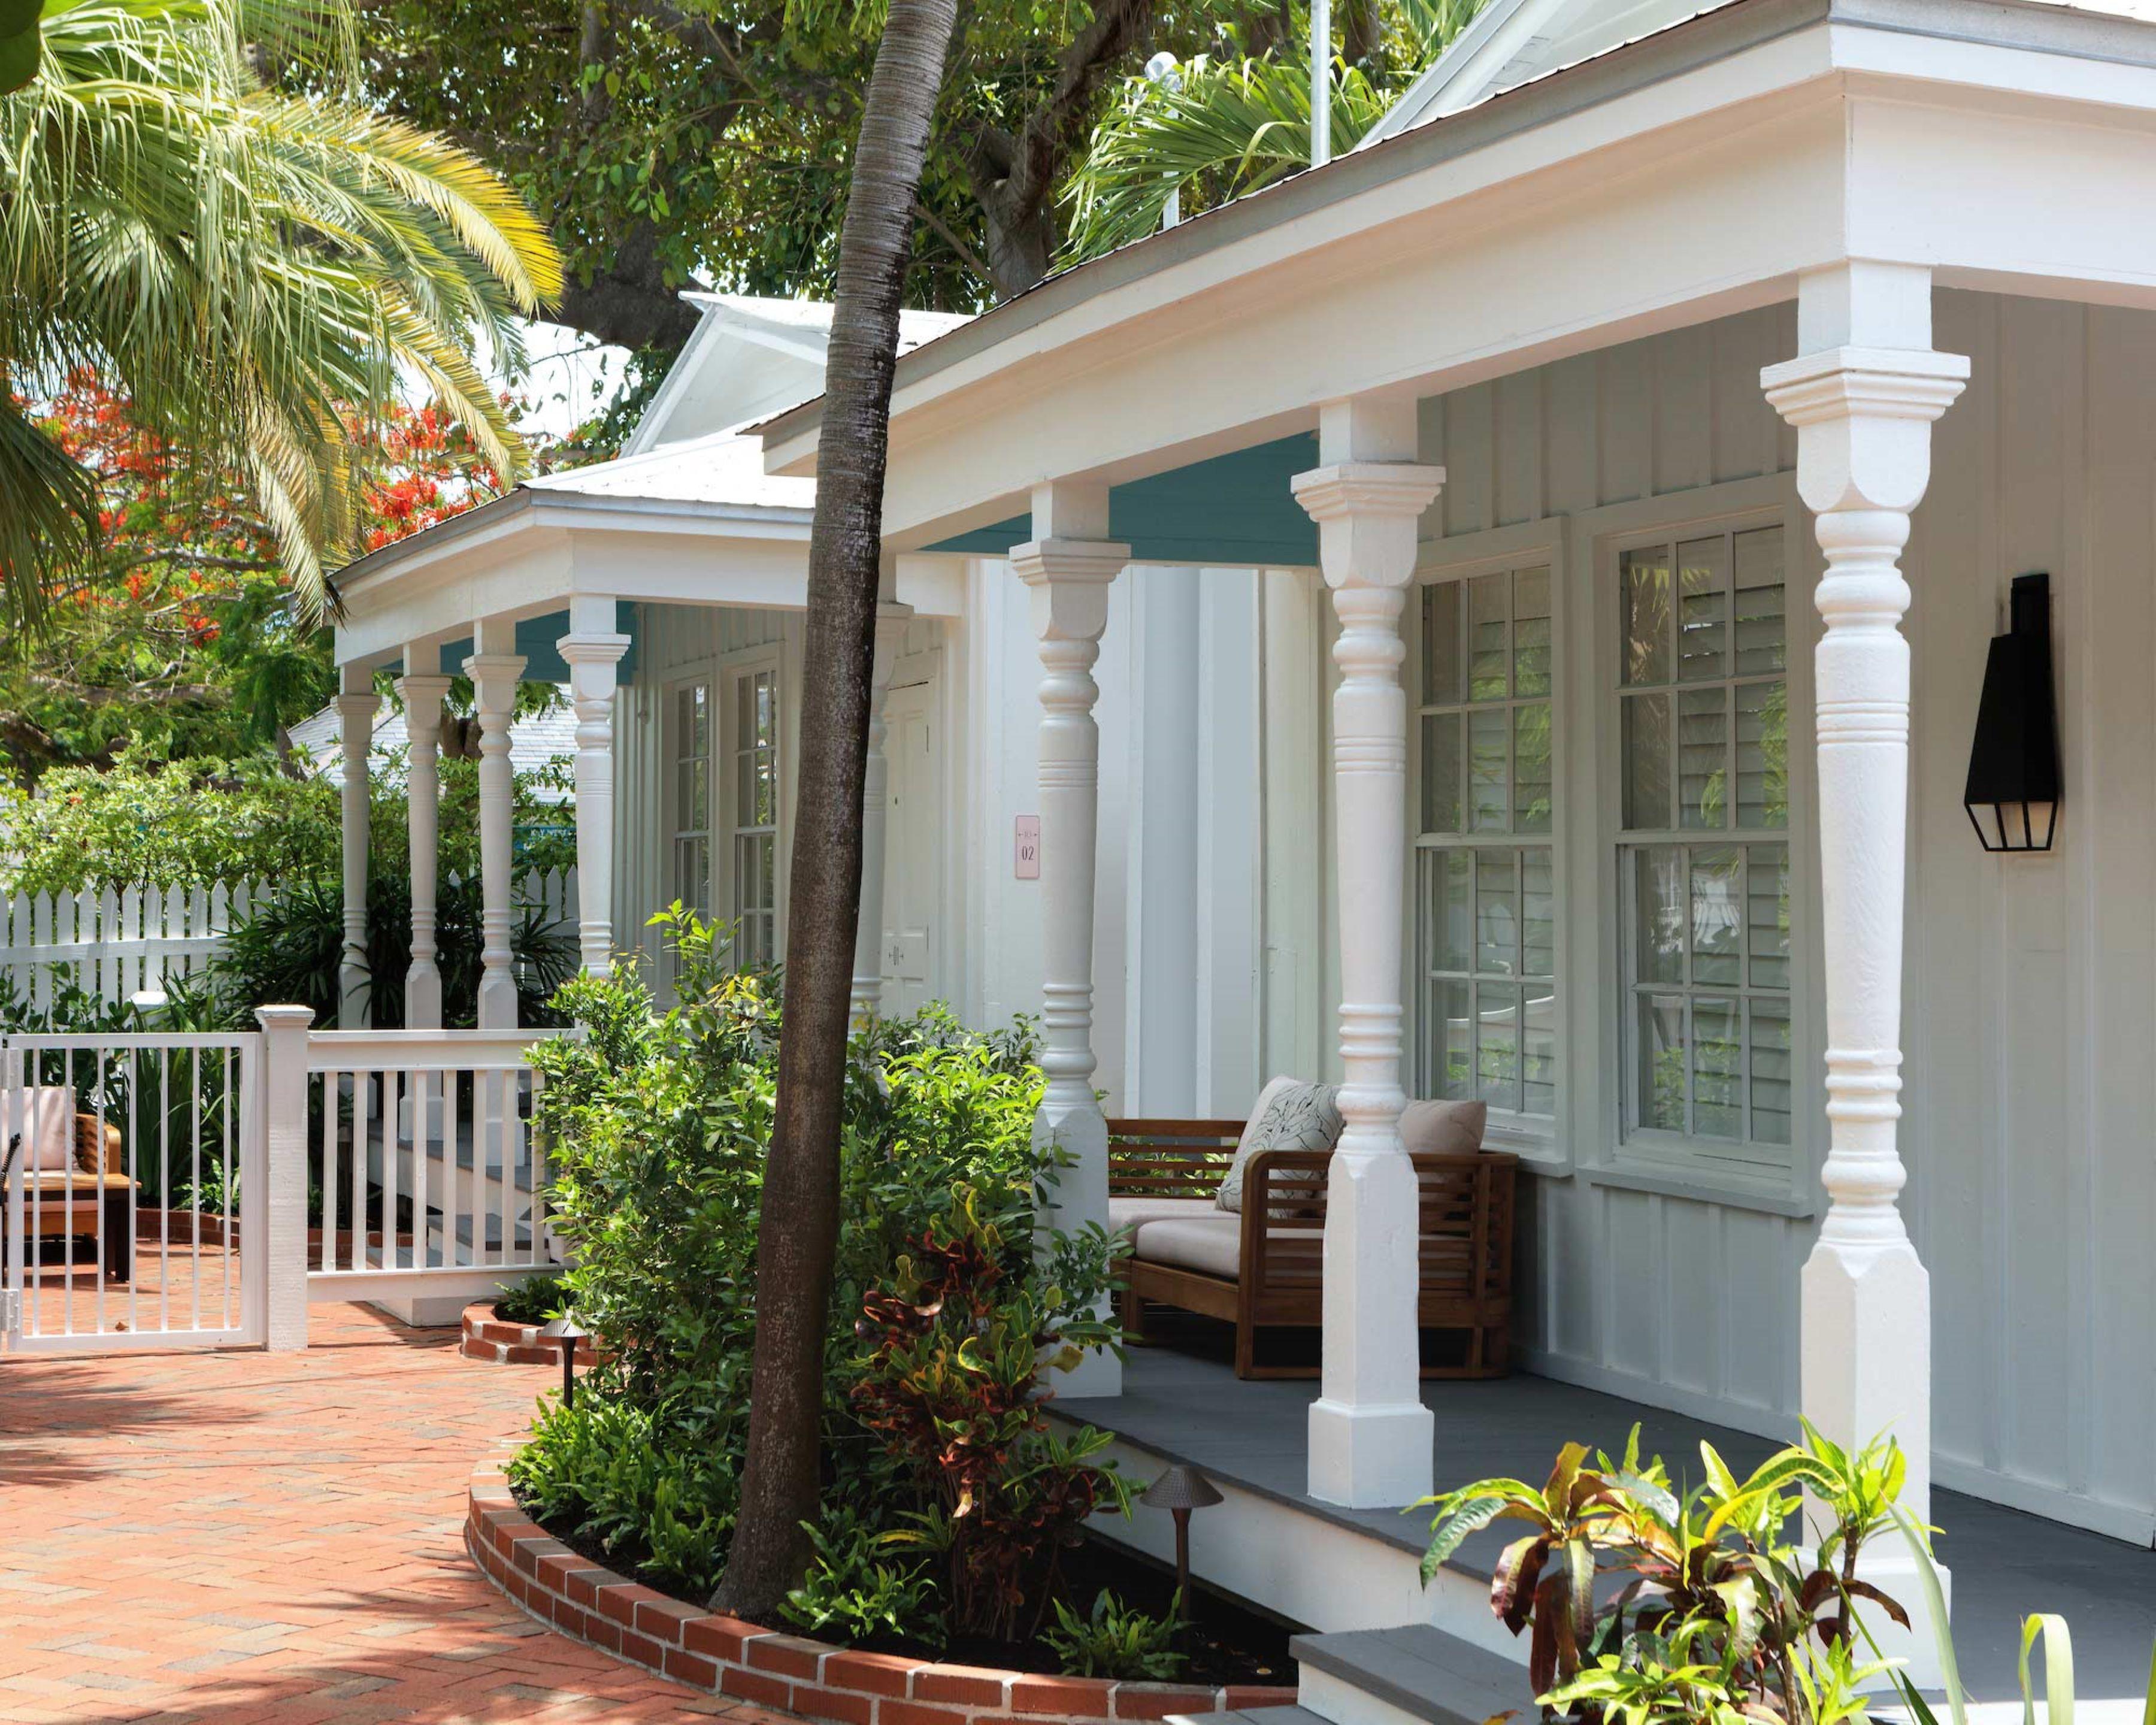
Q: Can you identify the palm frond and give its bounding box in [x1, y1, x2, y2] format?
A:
[0, 0, 564, 628]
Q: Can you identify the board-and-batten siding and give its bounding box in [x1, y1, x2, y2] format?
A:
[1414, 293, 2156, 1542]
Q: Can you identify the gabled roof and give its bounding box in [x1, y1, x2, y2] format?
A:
[623, 294, 972, 456]
[1364, 0, 2156, 141]
[288, 701, 577, 800]
[528, 426, 815, 512]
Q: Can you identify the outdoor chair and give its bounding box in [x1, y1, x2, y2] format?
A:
[1106, 1116, 1515, 1381]
[1, 1091, 135, 1282]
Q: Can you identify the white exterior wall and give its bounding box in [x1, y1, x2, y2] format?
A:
[1404, 292, 2156, 1543]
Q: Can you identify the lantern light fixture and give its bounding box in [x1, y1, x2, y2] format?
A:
[1964, 571, 2061, 854]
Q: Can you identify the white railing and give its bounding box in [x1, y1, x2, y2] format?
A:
[0, 880, 272, 1010]
[286, 1025, 574, 1312]
[2, 1031, 265, 1352]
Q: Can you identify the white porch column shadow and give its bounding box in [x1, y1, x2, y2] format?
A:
[398, 657, 453, 1029]
[1293, 397, 1445, 1509]
[852, 601, 915, 1024]
[1763, 262, 1967, 1683]
[1013, 482, 1130, 1400]
[335, 664, 378, 1028]
[558, 602, 632, 979]
[465, 625, 527, 1030]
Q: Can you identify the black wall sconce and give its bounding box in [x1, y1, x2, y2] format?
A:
[1964, 571, 2061, 853]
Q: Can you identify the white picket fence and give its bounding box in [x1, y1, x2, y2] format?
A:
[0, 880, 272, 1011]
[0, 868, 579, 1012]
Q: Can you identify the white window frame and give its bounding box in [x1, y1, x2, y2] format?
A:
[1409, 520, 1568, 1166]
[663, 670, 714, 920]
[1584, 486, 1816, 1208]
[722, 652, 783, 968]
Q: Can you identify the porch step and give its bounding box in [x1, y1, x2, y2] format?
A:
[1168, 1709, 1327, 1725]
[1289, 1625, 1528, 1725]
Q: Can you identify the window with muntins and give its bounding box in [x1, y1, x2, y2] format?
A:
[731, 666, 779, 967]
[1416, 568, 1557, 1124]
[671, 680, 711, 916]
[1615, 526, 1792, 1163]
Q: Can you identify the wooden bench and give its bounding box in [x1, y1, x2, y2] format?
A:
[1106, 1117, 1516, 1381]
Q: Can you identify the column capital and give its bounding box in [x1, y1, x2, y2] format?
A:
[334, 689, 379, 722]
[463, 652, 526, 710]
[556, 631, 631, 670]
[1291, 462, 1445, 591]
[1012, 539, 1129, 641]
[1761, 346, 1968, 517]
[396, 673, 453, 738]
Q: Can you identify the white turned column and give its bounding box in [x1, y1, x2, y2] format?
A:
[1293, 397, 1445, 1508]
[1763, 262, 1967, 1679]
[852, 602, 914, 1024]
[465, 627, 526, 1031]
[398, 658, 452, 1030]
[335, 664, 377, 1028]
[1013, 482, 1129, 1400]
[559, 601, 631, 979]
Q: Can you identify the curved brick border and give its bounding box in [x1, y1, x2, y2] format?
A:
[461, 1303, 599, 1366]
[467, 1459, 1298, 1723]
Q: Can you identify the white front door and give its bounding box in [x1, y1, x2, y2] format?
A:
[881, 676, 940, 1015]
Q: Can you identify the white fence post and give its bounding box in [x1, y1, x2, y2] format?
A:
[256, 1005, 315, 1352]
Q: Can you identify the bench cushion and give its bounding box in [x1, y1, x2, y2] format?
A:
[1398, 1098, 1488, 1155]
[10, 1087, 75, 1172]
[1131, 1215, 1245, 1279]
[1107, 1196, 1218, 1237]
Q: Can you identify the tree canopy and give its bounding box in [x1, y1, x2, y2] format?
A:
[353, 0, 1444, 344]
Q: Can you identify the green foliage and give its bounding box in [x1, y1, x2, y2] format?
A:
[495, 1272, 567, 1326]
[208, 871, 576, 1028]
[1, 746, 341, 894]
[1, 734, 573, 897]
[1421, 1423, 1918, 1725]
[1, 0, 562, 622]
[1043, 1590, 1188, 1681]
[858, 1186, 1127, 1641]
[779, 1509, 943, 1649]
[516, 910, 1126, 1660]
[513, 1395, 737, 1595]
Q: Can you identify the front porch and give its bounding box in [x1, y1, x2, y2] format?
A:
[1065, 1347, 2156, 1708]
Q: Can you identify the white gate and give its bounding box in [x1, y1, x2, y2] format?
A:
[2, 1032, 265, 1352]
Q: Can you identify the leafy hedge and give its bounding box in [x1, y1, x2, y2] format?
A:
[512, 912, 1135, 1656]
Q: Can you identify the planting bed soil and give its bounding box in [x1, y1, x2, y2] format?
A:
[517, 1482, 1298, 1686]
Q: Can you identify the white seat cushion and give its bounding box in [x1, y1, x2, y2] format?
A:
[1107, 1196, 1218, 1237]
[1130, 1214, 1245, 1280]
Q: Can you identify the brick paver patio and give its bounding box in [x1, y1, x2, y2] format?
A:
[0, 1302, 789, 1725]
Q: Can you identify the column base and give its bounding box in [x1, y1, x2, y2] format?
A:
[476, 972, 519, 1032]
[1306, 1394, 1433, 1508]
[1034, 1092, 1119, 1400]
[1845, 1546, 1951, 1693]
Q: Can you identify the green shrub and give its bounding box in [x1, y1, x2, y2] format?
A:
[495, 1272, 566, 1326]
[779, 1509, 943, 1649]
[1421, 1423, 1918, 1725]
[513, 1396, 737, 1595]
[1042, 1590, 1187, 1681]
[516, 909, 1125, 1652]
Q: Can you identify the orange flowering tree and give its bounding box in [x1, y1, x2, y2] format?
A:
[0, 372, 507, 783]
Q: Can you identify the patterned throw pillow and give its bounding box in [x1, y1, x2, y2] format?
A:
[1217, 1079, 1343, 1213]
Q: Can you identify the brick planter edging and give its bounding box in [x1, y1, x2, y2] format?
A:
[467, 1460, 1298, 1724]
[461, 1303, 599, 1366]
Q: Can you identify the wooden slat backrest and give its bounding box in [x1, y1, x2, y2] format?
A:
[1106, 1118, 1241, 1199]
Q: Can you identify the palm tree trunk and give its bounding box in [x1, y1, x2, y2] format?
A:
[708, 0, 959, 1621]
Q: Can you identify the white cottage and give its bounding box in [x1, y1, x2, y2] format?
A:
[331, 0, 2156, 1697]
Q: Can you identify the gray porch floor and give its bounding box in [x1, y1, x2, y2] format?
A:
[1061, 1346, 2156, 1705]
